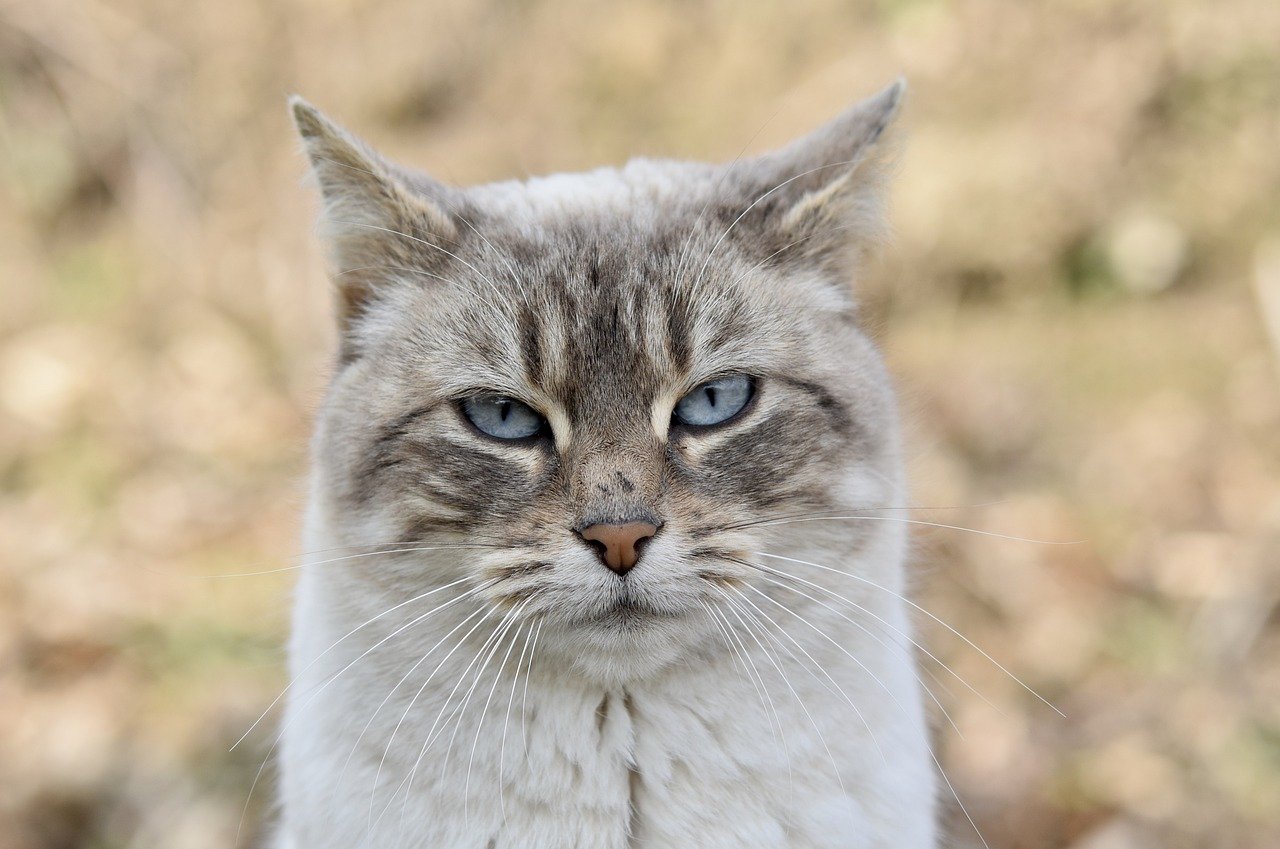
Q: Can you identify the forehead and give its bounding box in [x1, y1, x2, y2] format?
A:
[382, 162, 844, 409]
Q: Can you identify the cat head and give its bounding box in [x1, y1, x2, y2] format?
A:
[294, 83, 907, 681]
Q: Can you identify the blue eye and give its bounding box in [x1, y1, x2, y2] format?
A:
[673, 375, 755, 428]
[462, 395, 546, 440]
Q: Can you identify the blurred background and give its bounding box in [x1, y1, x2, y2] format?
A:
[2, 0, 1278, 847]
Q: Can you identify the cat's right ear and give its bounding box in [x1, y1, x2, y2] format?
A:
[290, 97, 458, 333]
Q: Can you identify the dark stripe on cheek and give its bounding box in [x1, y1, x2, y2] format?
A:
[351, 403, 443, 504]
[698, 409, 837, 509]
[355, 408, 542, 529]
[777, 377, 855, 438]
[397, 437, 537, 521]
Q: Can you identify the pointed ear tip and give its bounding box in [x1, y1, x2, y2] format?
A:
[288, 95, 327, 139]
[877, 77, 907, 112]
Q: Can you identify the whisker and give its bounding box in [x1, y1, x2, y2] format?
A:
[452, 210, 527, 299]
[713, 586, 846, 796]
[743, 558, 1007, 719]
[232, 574, 480, 751]
[737, 565, 964, 738]
[367, 603, 510, 832]
[936, 755, 992, 849]
[209, 543, 504, 579]
[699, 599, 791, 790]
[671, 106, 779, 294]
[725, 583, 886, 765]
[237, 579, 491, 845]
[333, 602, 493, 805]
[690, 157, 877, 291]
[382, 604, 526, 840]
[499, 616, 537, 821]
[754, 551, 1065, 717]
[442, 607, 527, 783]
[722, 222, 862, 291]
[520, 620, 543, 767]
[722, 584, 986, 849]
[735, 564, 992, 849]
[719, 502, 1010, 532]
[464, 619, 526, 825]
[335, 263, 469, 288]
[736, 514, 1081, 546]
[175, 533, 512, 581]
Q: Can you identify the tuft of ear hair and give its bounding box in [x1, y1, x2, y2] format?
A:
[289, 97, 459, 334]
[736, 79, 905, 279]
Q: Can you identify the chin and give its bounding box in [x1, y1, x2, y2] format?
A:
[554, 601, 705, 685]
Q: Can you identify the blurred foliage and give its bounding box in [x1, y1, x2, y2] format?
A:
[1, 0, 1278, 847]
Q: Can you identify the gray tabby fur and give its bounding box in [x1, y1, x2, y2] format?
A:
[276, 80, 937, 849]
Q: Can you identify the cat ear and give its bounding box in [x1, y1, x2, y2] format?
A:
[732, 79, 905, 279]
[290, 96, 459, 330]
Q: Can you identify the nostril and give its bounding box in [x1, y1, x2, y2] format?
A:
[632, 531, 655, 558]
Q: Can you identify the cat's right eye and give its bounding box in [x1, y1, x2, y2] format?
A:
[461, 395, 547, 441]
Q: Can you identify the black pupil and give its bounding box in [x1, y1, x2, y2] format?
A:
[705, 386, 718, 407]
[498, 400, 512, 421]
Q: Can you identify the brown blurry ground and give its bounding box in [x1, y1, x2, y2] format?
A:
[2, 1, 1278, 847]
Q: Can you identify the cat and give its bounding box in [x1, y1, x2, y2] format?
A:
[273, 79, 936, 849]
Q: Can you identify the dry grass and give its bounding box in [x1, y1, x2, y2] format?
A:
[2, 1, 1278, 847]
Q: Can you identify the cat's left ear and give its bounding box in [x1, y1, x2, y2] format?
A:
[731, 79, 905, 279]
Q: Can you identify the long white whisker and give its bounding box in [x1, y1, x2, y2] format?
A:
[748, 515, 1082, 545]
[379, 605, 525, 843]
[366, 604, 508, 833]
[335, 263, 473, 289]
[713, 586, 845, 796]
[334, 603, 493, 803]
[671, 107, 778, 293]
[755, 551, 1064, 716]
[237, 579, 489, 845]
[452, 210, 527, 299]
[722, 222, 862, 291]
[212, 544, 499, 579]
[700, 599, 791, 790]
[746, 559, 1007, 718]
[725, 584, 885, 765]
[441, 606, 526, 782]
[690, 157, 872, 291]
[233, 574, 479, 751]
[464, 619, 526, 825]
[734, 571, 990, 849]
[499, 617, 536, 821]
[746, 581, 991, 849]
[520, 620, 542, 766]
[743, 570, 963, 739]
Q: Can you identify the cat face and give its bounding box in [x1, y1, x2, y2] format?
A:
[295, 85, 905, 677]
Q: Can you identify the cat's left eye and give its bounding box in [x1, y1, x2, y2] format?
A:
[673, 374, 755, 428]
[461, 395, 546, 441]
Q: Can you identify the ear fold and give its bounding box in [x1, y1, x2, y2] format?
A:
[290, 97, 459, 332]
[733, 79, 905, 279]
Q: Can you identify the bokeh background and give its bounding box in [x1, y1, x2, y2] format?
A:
[2, 0, 1278, 847]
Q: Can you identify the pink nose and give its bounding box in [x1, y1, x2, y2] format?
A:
[579, 521, 660, 575]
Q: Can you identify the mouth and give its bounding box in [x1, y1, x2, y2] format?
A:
[587, 592, 680, 627]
